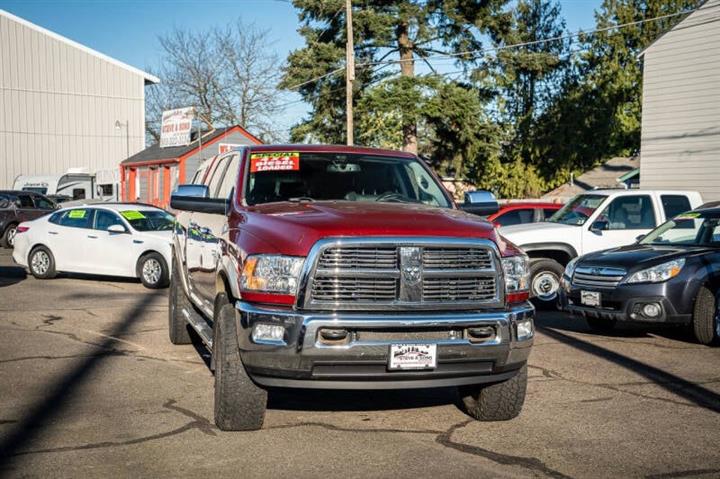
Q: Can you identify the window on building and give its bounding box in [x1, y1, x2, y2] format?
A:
[661, 195, 692, 219]
[599, 196, 656, 230]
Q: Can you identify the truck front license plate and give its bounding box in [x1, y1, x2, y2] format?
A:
[388, 344, 437, 370]
[581, 290, 601, 307]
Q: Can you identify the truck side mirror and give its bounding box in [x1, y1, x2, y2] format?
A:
[461, 190, 499, 217]
[590, 219, 609, 233]
[171, 184, 229, 215]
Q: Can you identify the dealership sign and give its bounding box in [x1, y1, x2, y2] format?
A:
[160, 107, 194, 148]
[218, 143, 243, 154]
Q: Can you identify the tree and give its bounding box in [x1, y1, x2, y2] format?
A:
[282, 0, 509, 152]
[146, 20, 283, 144]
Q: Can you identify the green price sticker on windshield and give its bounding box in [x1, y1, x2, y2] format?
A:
[675, 212, 700, 220]
[68, 210, 86, 219]
[120, 210, 146, 220]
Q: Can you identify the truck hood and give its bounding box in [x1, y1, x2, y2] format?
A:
[578, 243, 712, 270]
[499, 221, 581, 248]
[236, 201, 511, 256]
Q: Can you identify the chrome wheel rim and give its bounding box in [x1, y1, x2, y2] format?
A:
[532, 271, 560, 301]
[7, 226, 16, 246]
[31, 250, 50, 275]
[142, 258, 162, 285]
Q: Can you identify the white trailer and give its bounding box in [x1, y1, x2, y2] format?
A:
[12, 168, 119, 202]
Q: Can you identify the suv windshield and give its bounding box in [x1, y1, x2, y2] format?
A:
[547, 194, 607, 226]
[641, 211, 720, 246]
[244, 152, 451, 207]
[122, 210, 175, 231]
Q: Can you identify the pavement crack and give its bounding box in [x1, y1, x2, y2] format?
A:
[435, 420, 573, 479]
[645, 468, 720, 479]
[163, 400, 216, 436]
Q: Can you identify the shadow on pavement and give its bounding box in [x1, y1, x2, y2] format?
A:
[0, 291, 164, 466]
[0, 265, 26, 288]
[267, 387, 458, 412]
[537, 325, 720, 414]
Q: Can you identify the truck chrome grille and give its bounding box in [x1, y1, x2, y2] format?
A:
[302, 240, 501, 311]
[317, 247, 398, 269]
[422, 277, 496, 302]
[572, 266, 626, 289]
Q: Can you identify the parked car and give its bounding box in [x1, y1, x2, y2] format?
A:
[0, 190, 57, 248]
[169, 145, 534, 431]
[12, 203, 174, 288]
[560, 207, 720, 345]
[500, 190, 703, 307]
[487, 201, 562, 227]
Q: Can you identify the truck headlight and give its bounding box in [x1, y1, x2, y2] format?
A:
[626, 259, 685, 284]
[564, 257, 579, 278]
[241, 255, 305, 294]
[502, 255, 529, 293]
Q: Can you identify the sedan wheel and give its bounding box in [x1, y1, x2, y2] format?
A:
[6, 226, 17, 247]
[28, 246, 57, 279]
[138, 253, 169, 289]
[143, 258, 162, 285]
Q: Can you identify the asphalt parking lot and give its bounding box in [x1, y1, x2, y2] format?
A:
[1, 249, 719, 478]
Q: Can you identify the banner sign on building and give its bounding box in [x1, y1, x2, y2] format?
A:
[160, 107, 195, 148]
[218, 143, 243, 154]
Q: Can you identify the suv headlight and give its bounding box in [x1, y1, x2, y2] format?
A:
[502, 255, 529, 293]
[241, 255, 305, 294]
[626, 259, 685, 284]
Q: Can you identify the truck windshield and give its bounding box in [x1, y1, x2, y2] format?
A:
[547, 194, 606, 226]
[641, 212, 720, 246]
[244, 152, 451, 208]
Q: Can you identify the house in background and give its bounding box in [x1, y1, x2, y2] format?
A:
[0, 9, 157, 189]
[639, 0, 720, 200]
[543, 156, 639, 201]
[120, 125, 261, 208]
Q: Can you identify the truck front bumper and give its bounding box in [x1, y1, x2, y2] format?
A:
[234, 301, 534, 389]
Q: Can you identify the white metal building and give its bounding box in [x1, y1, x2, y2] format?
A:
[639, 0, 720, 200]
[0, 9, 158, 189]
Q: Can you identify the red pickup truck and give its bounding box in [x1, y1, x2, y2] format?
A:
[169, 145, 534, 430]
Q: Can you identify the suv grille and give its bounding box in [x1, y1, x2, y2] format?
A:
[303, 241, 500, 310]
[572, 266, 626, 288]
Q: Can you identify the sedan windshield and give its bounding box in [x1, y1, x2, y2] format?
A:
[641, 211, 720, 246]
[122, 210, 175, 231]
[547, 194, 606, 226]
[245, 152, 451, 207]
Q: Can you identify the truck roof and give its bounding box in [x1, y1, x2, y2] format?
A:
[583, 189, 701, 197]
[245, 144, 417, 158]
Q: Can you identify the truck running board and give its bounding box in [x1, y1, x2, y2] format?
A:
[182, 307, 214, 351]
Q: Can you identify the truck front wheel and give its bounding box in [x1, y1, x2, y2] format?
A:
[459, 365, 527, 421]
[213, 294, 267, 431]
[529, 258, 565, 309]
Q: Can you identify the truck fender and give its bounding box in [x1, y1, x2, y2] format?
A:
[520, 243, 578, 261]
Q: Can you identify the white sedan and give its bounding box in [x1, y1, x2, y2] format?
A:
[12, 204, 174, 288]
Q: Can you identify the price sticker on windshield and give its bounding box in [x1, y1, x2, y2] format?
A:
[250, 152, 300, 173]
[67, 210, 86, 219]
[120, 210, 146, 220]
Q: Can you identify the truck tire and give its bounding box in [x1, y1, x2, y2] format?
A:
[529, 258, 565, 309]
[168, 254, 192, 345]
[138, 252, 169, 289]
[28, 246, 57, 279]
[1, 223, 17, 248]
[692, 286, 718, 346]
[586, 317, 617, 333]
[213, 294, 267, 431]
[459, 365, 527, 421]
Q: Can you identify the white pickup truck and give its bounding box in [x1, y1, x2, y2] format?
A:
[500, 190, 703, 307]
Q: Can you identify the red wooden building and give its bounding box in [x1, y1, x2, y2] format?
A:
[120, 125, 261, 208]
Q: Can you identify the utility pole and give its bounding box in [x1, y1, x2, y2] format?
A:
[345, 0, 354, 146]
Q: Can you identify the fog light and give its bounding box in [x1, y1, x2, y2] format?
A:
[642, 303, 661, 318]
[516, 319, 534, 341]
[252, 323, 285, 344]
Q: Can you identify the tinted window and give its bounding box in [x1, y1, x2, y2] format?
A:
[599, 195, 656, 230]
[49, 211, 63, 224]
[0, 195, 11, 209]
[217, 155, 240, 199]
[495, 209, 535, 227]
[57, 209, 93, 229]
[121, 210, 174, 231]
[207, 157, 230, 198]
[543, 208, 558, 220]
[661, 195, 692, 218]
[34, 196, 55, 209]
[95, 210, 125, 231]
[16, 195, 34, 208]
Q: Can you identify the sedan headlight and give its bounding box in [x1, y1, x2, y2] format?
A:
[241, 255, 305, 294]
[502, 255, 530, 293]
[626, 259, 685, 284]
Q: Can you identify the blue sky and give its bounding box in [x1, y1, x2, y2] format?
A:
[0, 0, 603, 134]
